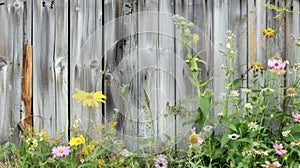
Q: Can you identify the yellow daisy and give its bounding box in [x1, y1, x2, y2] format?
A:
[250, 61, 265, 71]
[69, 135, 85, 146]
[190, 133, 199, 144]
[262, 28, 276, 38]
[72, 88, 106, 108]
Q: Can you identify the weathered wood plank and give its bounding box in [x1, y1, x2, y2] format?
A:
[137, 0, 160, 154]
[175, 0, 197, 146]
[158, 0, 176, 148]
[70, 0, 104, 137]
[213, 0, 228, 117]
[228, 0, 248, 107]
[32, 0, 68, 139]
[22, 44, 32, 127]
[0, 0, 24, 141]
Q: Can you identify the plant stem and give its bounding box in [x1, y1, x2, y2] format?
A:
[85, 108, 91, 140]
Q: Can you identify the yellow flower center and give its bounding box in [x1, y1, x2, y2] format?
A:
[269, 164, 276, 168]
[287, 88, 296, 95]
[190, 134, 198, 144]
[59, 149, 64, 153]
[272, 56, 280, 60]
[86, 95, 94, 99]
[278, 69, 285, 75]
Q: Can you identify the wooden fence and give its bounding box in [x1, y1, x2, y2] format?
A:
[0, 0, 299, 150]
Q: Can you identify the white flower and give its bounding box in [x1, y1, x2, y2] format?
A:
[244, 103, 253, 109]
[220, 92, 226, 98]
[248, 122, 258, 130]
[228, 133, 240, 140]
[231, 90, 239, 97]
[227, 43, 231, 49]
[291, 141, 300, 147]
[282, 130, 290, 137]
[242, 88, 251, 93]
[252, 142, 259, 147]
[218, 112, 224, 116]
[73, 119, 81, 128]
[261, 87, 275, 92]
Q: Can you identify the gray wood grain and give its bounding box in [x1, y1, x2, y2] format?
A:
[0, 0, 24, 142]
[32, 0, 68, 139]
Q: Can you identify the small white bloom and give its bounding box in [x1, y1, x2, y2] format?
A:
[282, 130, 290, 137]
[248, 122, 258, 130]
[228, 133, 240, 140]
[291, 141, 300, 147]
[218, 112, 224, 116]
[286, 60, 289, 65]
[241, 88, 251, 93]
[220, 92, 226, 98]
[252, 142, 259, 147]
[231, 90, 239, 97]
[261, 87, 275, 92]
[244, 103, 253, 109]
[227, 43, 231, 49]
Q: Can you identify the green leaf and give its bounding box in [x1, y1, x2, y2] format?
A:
[229, 78, 245, 88]
[228, 123, 237, 132]
[221, 132, 229, 148]
[199, 77, 213, 87]
[78, 162, 97, 168]
[198, 96, 210, 117]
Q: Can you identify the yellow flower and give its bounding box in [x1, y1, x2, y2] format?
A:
[82, 144, 95, 155]
[98, 159, 105, 166]
[250, 62, 265, 71]
[72, 88, 106, 108]
[190, 133, 198, 144]
[262, 28, 275, 38]
[40, 129, 50, 141]
[192, 34, 199, 43]
[69, 135, 85, 146]
[109, 121, 118, 128]
[277, 69, 285, 75]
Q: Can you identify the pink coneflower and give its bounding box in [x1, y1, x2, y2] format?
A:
[268, 59, 286, 70]
[264, 160, 281, 168]
[292, 111, 300, 123]
[52, 146, 71, 158]
[154, 154, 168, 168]
[272, 142, 287, 156]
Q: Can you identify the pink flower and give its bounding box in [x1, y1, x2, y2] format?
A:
[272, 142, 287, 156]
[292, 111, 300, 123]
[268, 59, 286, 70]
[230, 161, 234, 167]
[265, 160, 281, 167]
[52, 146, 71, 158]
[111, 153, 117, 158]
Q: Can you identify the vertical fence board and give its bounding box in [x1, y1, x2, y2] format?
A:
[228, 0, 248, 105]
[70, 0, 103, 136]
[213, 0, 228, 119]
[54, 0, 69, 139]
[157, 0, 176, 147]
[32, 0, 68, 138]
[174, 0, 196, 147]
[0, 0, 24, 141]
[138, 0, 159, 152]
